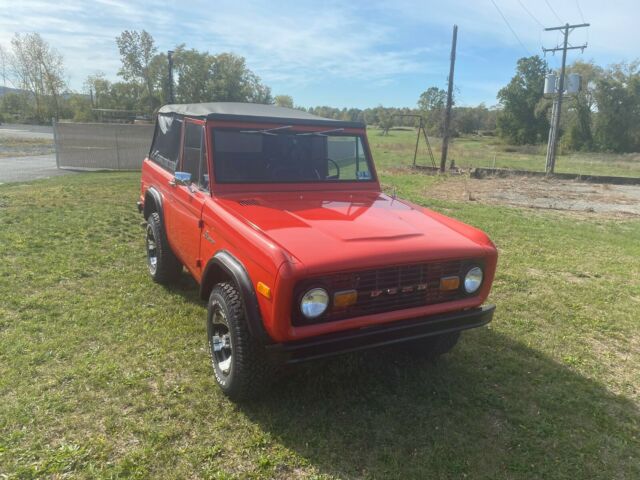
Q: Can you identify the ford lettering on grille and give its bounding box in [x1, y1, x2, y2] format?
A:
[293, 260, 475, 324]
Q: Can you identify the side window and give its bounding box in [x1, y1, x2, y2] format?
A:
[181, 122, 208, 189]
[150, 114, 182, 173]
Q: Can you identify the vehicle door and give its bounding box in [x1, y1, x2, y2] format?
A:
[147, 113, 183, 253]
[168, 118, 209, 276]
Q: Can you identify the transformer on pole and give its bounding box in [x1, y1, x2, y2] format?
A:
[542, 22, 589, 174]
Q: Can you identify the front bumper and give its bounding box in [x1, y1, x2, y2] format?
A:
[266, 304, 495, 364]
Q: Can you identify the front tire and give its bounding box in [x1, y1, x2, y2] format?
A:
[207, 282, 274, 401]
[145, 212, 182, 284]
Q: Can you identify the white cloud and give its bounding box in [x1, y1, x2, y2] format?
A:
[379, 0, 640, 62]
[180, 1, 434, 87]
[0, 0, 637, 104]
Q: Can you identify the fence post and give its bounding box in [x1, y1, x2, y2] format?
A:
[114, 124, 121, 170]
[52, 117, 60, 169]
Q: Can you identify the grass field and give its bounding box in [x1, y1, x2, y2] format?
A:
[0, 136, 54, 158]
[1, 170, 639, 479]
[369, 129, 640, 178]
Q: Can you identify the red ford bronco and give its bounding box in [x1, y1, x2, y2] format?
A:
[138, 102, 497, 400]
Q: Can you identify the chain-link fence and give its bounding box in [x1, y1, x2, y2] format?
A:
[53, 121, 154, 170]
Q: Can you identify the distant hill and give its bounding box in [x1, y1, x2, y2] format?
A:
[0, 86, 26, 97]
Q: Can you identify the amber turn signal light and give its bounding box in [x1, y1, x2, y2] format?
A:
[439, 276, 460, 291]
[333, 289, 358, 308]
[257, 281, 271, 299]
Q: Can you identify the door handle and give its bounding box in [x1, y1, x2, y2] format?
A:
[169, 178, 176, 187]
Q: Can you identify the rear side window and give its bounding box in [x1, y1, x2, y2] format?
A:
[181, 122, 208, 189]
[150, 114, 182, 172]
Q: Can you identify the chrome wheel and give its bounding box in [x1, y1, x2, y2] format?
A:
[146, 224, 158, 275]
[210, 305, 233, 376]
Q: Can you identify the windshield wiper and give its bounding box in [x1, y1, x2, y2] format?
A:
[296, 128, 344, 136]
[240, 125, 292, 136]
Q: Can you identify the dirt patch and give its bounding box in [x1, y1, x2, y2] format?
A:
[426, 174, 640, 217]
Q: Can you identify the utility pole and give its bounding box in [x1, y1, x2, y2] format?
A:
[167, 50, 175, 104]
[440, 24, 457, 173]
[543, 22, 589, 174]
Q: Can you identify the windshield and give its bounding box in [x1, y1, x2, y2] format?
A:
[211, 128, 374, 183]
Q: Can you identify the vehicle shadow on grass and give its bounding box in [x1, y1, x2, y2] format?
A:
[241, 329, 640, 479]
[162, 271, 205, 304]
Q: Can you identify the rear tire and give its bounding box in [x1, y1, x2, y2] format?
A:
[405, 332, 461, 361]
[207, 282, 275, 401]
[145, 212, 182, 284]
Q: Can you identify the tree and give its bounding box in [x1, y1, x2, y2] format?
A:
[561, 61, 603, 151]
[168, 48, 273, 105]
[116, 30, 167, 113]
[418, 87, 447, 135]
[377, 107, 394, 135]
[85, 72, 112, 108]
[592, 62, 640, 152]
[9, 33, 66, 121]
[496, 56, 549, 144]
[1, 92, 23, 115]
[0, 44, 8, 87]
[116, 30, 159, 112]
[418, 87, 446, 111]
[274, 95, 294, 108]
[211, 53, 272, 103]
[66, 94, 93, 122]
[170, 46, 214, 103]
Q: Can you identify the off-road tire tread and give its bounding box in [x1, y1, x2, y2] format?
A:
[147, 212, 182, 284]
[209, 282, 275, 401]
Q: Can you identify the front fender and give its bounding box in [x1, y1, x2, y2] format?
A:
[200, 250, 273, 344]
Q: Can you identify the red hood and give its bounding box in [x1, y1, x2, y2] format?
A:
[216, 190, 493, 273]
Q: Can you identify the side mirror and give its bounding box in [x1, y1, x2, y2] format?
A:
[172, 171, 192, 186]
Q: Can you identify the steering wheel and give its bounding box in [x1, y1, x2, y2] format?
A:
[326, 158, 340, 180]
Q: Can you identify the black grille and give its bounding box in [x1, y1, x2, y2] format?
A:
[293, 259, 478, 324]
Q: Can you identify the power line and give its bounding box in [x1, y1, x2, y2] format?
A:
[575, 0, 586, 23]
[575, 0, 589, 45]
[543, 0, 563, 23]
[517, 0, 545, 28]
[489, 0, 532, 55]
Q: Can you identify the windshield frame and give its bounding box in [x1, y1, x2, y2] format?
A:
[207, 123, 378, 189]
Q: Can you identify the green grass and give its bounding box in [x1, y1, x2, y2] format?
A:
[369, 129, 640, 178]
[1, 172, 639, 479]
[0, 136, 54, 158]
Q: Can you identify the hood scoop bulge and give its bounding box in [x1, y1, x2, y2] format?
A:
[238, 198, 261, 206]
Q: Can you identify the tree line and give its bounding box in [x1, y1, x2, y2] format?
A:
[0, 31, 275, 123]
[497, 55, 640, 153]
[0, 29, 497, 136]
[1, 30, 639, 153]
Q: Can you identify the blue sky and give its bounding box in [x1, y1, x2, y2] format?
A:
[0, 0, 638, 108]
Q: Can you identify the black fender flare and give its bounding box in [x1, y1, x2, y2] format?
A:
[143, 186, 164, 223]
[200, 250, 273, 345]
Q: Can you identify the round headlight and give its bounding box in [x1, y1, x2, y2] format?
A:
[464, 267, 483, 294]
[300, 288, 329, 319]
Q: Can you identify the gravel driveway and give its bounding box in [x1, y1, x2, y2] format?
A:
[0, 154, 73, 184]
